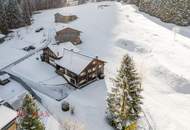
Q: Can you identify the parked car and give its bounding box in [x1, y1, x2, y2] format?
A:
[35, 27, 44, 33]
[0, 74, 10, 85]
[23, 45, 36, 51]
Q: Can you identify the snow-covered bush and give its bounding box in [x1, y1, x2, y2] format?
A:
[62, 101, 70, 112]
[62, 119, 85, 130]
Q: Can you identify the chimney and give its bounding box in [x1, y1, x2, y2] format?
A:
[96, 56, 98, 59]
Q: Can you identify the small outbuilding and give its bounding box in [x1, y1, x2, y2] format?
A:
[0, 74, 10, 85]
[55, 13, 78, 23]
[55, 27, 82, 45]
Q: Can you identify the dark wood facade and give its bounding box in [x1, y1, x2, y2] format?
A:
[56, 58, 105, 88]
[1, 118, 17, 130]
[55, 27, 82, 45]
[41, 47, 62, 66]
[41, 47, 105, 88]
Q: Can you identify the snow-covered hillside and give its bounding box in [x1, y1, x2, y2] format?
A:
[1, 1, 190, 130]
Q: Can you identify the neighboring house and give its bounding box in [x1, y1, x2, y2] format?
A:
[0, 74, 10, 85]
[0, 104, 17, 130]
[0, 34, 5, 43]
[55, 27, 82, 45]
[55, 13, 78, 23]
[41, 45, 105, 88]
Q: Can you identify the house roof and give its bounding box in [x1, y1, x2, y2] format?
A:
[0, 105, 17, 129]
[55, 49, 94, 75]
[48, 42, 80, 57]
[55, 13, 77, 18]
[0, 74, 10, 81]
[56, 27, 81, 34]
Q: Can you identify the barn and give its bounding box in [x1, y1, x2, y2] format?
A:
[55, 27, 82, 45]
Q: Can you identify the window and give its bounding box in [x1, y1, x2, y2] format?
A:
[99, 65, 103, 68]
[80, 72, 86, 76]
[92, 67, 96, 71]
[88, 69, 92, 73]
[79, 79, 86, 84]
[92, 74, 96, 78]
[92, 61, 96, 65]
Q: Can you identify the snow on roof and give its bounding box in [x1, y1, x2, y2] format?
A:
[0, 74, 10, 81]
[0, 105, 17, 129]
[55, 49, 94, 75]
[0, 34, 5, 39]
[0, 97, 3, 103]
[56, 27, 81, 33]
[48, 42, 80, 57]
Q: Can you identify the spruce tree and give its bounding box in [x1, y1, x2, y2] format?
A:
[5, 0, 24, 29]
[19, 94, 45, 130]
[0, 0, 8, 34]
[107, 54, 143, 129]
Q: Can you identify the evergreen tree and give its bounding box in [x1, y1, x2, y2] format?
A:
[19, 94, 45, 130]
[5, 0, 24, 29]
[107, 54, 143, 130]
[0, 0, 8, 34]
[19, 0, 32, 25]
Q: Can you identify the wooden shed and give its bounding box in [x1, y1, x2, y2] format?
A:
[55, 27, 82, 45]
[55, 13, 78, 23]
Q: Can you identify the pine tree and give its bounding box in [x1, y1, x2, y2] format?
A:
[107, 54, 143, 129]
[19, 94, 45, 130]
[19, 0, 32, 25]
[0, 0, 8, 34]
[5, 0, 25, 29]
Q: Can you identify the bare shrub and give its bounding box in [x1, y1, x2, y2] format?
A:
[62, 119, 85, 130]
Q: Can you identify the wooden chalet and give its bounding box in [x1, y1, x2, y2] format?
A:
[0, 74, 10, 85]
[54, 13, 78, 23]
[41, 45, 105, 88]
[0, 104, 17, 130]
[55, 49, 105, 88]
[55, 27, 82, 45]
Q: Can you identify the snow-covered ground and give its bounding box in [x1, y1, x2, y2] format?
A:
[0, 79, 26, 105]
[1, 1, 190, 130]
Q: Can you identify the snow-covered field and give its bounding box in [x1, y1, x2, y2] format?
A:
[1, 1, 190, 130]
